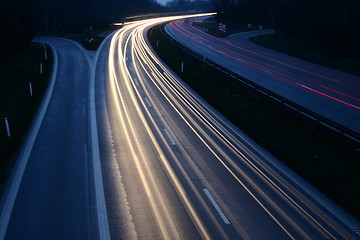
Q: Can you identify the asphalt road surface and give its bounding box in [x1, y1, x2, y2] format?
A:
[0, 37, 96, 239]
[97, 15, 360, 239]
[165, 18, 360, 135]
[1, 14, 359, 240]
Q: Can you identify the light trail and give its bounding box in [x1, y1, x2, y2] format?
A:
[168, 19, 360, 111]
[104, 14, 360, 239]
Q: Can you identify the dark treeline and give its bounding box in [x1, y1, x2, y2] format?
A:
[0, 0, 162, 61]
[212, 0, 360, 57]
[165, 0, 213, 11]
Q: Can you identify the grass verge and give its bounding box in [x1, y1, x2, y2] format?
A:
[194, 17, 360, 77]
[148, 25, 360, 220]
[0, 43, 52, 186]
[42, 32, 106, 51]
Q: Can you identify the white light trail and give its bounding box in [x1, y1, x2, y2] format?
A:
[105, 11, 353, 240]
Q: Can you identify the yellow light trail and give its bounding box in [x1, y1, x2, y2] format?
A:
[106, 12, 354, 240]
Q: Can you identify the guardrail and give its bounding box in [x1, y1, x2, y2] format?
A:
[159, 24, 360, 143]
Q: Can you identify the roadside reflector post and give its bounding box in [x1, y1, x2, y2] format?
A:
[4, 118, 11, 137]
[43, 44, 47, 60]
[29, 82, 33, 96]
[40, 63, 43, 74]
[181, 62, 184, 72]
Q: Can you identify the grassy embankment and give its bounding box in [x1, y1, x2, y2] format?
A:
[43, 31, 106, 51]
[0, 27, 107, 187]
[194, 16, 360, 77]
[147, 25, 360, 220]
[0, 43, 52, 186]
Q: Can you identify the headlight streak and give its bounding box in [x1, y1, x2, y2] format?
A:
[110, 26, 183, 239]
[107, 13, 356, 240]
[138, 20, 355, 239]
[130, 19, 219, 240]
[131, 23, 229, 240]
[145, 23, 359, 239]
[133, 19, 340, 240]
[137, 39, 343, 240]
[155, 22, 358, 238]
[108, 14, 218, 240]
[132, 24, 343, 240]
[132, 28, 306, 239]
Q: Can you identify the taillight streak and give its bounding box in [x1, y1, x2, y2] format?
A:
[170, 21, 360, 110]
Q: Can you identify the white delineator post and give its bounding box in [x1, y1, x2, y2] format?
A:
[181, 62, 184, 72]
[4, 118, 11, 137]
[43, 44, 47, 60]
[40, 63, 43, 74]
[29, 82, 33, 96]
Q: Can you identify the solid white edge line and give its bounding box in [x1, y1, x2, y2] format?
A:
[133, 78, 140, 86]
[163, 129, 176, 145]
[203, 189, 231, 225]
[90, 34, 114, 240]
[0, 43, 58, 240]
[59, 34, 112, 240]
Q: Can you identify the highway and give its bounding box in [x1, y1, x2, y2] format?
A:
[0, 14, 359, 239]
[0, 38, 95, 239]
[97, 15, 360, 239]
[165, 18, 360, 135]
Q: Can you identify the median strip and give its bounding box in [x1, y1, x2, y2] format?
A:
[148, 24, 360, 221]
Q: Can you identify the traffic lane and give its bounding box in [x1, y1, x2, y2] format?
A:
[94, 34, 203, 239]
[129, 46, 310, 239]
[169, 20, 360, 102]
[4, 38, 93, 239]
[138, 73, 307, 239]
[168, 20, 360, 112]
[228, 35, 360, 90]
[180, 20, 360, 97]
[139, 89, 292, 239]
[165, 23, 360, 133]
[225, 37, 360, 108]
[229, 38, 360, 123]
[107, 28, 243, 239]
[139, 34, 359, 239]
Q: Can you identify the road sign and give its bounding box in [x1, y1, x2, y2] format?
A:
[219, 23, 226, 33]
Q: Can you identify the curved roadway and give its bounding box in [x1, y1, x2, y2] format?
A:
[98, 15, 360, 239]
[0, 38, 96, 239]
[1, 14, 359, 240]
[165, 19, 360, 135]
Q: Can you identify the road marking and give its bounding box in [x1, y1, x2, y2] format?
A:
[0, 43, 58, 240]
[90, 34, 112, 240]
[163, 129, 176, 145]
[144, 97, 152, 108]
[203, 189, 230, 225]
[133, 78, 140, 86]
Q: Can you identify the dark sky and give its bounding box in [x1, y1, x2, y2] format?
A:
[0, 0, 162, 60]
